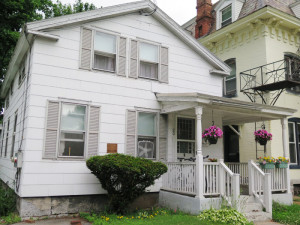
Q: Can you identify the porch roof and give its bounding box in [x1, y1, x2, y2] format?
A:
[156, 93, 297, 125]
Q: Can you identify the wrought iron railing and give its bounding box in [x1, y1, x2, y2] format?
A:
[240, 58, 300, 92]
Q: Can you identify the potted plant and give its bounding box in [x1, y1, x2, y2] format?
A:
[208, 158, 217, 162]
[254, 129, 272, 145]
[202, 126, 223, 145]
[258, 157, 275, 169]
[275, 157, 289, 168]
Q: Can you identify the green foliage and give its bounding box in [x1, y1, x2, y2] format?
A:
[0, 185, 17, 217]
[198, 208, 251, 225]
[0, 0, 96, 108]
[1, 213, 21, 224]
[273, 202, 300, 225]
[80, 208, 225, 225]
[86, 154, 168, 213]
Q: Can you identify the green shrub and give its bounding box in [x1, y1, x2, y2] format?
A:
[86, 153, 168, 213]
[1, 213, 21, 224]
[273, 202, 300, 225]
[0, 185, 17, 217]
[198, 208, 250, 225]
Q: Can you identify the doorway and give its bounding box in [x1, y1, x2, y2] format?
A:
[224, 125, 240, 162]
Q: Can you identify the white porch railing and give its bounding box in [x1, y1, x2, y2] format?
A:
[261, 167, 288, 192]
[248, 160, 272, 213]
[219, 160, 240, 209]
[227, 163, 248, 185]
[162, 162, 196, 195]
[203, 162, 219, 195]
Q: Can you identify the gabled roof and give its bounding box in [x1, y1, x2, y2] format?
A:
[1, 0, 231, 98]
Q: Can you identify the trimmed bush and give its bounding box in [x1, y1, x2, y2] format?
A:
[86, 153, 167, 213]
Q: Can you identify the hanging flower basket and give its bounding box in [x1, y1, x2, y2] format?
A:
[202, 126, 223, 145]
[254, 129, 272, 146]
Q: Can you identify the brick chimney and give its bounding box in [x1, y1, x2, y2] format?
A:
[195, 0, 214, 39]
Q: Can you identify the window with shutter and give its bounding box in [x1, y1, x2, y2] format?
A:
[80, 28, 93, 70]
[126, 110, 167, 160]
[43, 101, 100, 159]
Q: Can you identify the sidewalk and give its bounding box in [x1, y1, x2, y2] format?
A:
[254, 221, 282, 225]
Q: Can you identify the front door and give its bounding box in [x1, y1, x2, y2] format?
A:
[177, 117, 196, 159]
[224, 125, 240, 162]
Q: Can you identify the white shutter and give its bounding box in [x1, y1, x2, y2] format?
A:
[80, 28, 93, 70]
[44, 101, 59, 159]
[126, 110, 137, 156]
[159, 46, 169, 83]
[159, 114, 168, 161]
[129, 40, 138, 78]
[117, 37, 127, 76]
[87, 106, 100, 158]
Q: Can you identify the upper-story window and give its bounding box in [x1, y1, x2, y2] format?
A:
[285, 53, 300, 94]
[18, 59, 26, 86]
[80, 27, 169, 83]
[221, 5, 232, 27]
[139, 42, 159, 80]
[224, 58, 236, 97]
[93, 31, 117, 72]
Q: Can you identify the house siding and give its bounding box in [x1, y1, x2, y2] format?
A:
[16, 12, 223, 197]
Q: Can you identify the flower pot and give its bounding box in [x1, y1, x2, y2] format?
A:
[275, 162, 288, 168]
[208, 138, 218, 145]
[260, 163, 275, 169]
[258, 139, 267, 146]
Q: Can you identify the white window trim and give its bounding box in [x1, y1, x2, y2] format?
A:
[289, 121, 298, 165]
[90, 28, 121, 74]
[175, 115, 197, 159]
[216, 1, 235, 30]
[137, 40, 161, 81]
[136, 110, 159, 160]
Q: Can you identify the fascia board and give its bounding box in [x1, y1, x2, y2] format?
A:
[1, 34, 30, 98]
[27, 1, 149, 31]
[290, 1, 300, 8]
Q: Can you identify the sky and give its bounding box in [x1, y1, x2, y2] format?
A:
[60, 0, 218, 25]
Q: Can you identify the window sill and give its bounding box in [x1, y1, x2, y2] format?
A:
[138, 76, 159, 81]
[290, 165, 300, 169]
[93, 67, 116, 74]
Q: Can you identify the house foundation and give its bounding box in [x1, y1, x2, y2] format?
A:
[17, 192, 159, 218]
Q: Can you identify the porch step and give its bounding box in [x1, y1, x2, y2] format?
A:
[240, 195, 272, 222]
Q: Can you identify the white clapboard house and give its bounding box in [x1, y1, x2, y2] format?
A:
[0, 0, 296, 218]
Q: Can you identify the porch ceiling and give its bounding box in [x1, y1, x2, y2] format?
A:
[156, 93, 297, 125]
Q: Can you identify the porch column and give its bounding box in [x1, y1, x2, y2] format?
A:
[281, 117, 291, 193]
[195, 106, 204, 198]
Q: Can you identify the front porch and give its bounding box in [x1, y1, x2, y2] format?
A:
[156, 93, 296, 215]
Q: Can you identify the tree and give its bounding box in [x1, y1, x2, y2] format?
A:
[0, 0, 96, 94]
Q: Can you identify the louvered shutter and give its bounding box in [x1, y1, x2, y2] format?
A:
[80, 28, 93, 70]
[159, 114, 168, 161]
[44, 101, 59, 159]
[117, 37, 127, 76]
[126, 110, 137, 156]
[159, 46, 169, 83]
[87, 106, 100, 158]
[129, 40, 138, 78]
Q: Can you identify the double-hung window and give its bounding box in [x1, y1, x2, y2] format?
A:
[44, 101, 100, 160]
[177, 117, 196, 158]
[4, 119, 10, 157]
[59, 104, 86, 157]
[137, 112, 157, 159]
[139, 42, 159, 80]
[18, 59, 26, 86]
[221, 5, 232, 27]
[224, 59, 236, 97]
[288, 118, 300, 167]
[10, 111, 18, 158]
[93, 31, 117, 72]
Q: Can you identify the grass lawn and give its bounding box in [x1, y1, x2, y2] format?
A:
[273, 202, 300, 225]
[80, 208, 251, 225]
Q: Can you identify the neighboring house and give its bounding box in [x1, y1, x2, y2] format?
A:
[0, 0, 296, 219]
[183, 0, 300, 193]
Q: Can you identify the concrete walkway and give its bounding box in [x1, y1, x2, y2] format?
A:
[14, 218, 91, 225]
[254, 221, 282, 225]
